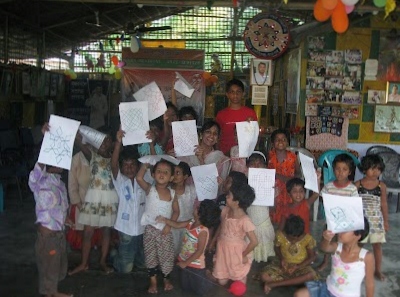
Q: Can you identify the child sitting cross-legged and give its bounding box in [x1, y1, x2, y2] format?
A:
[157, 200, 221, 296]
[260, 215, 319, 295]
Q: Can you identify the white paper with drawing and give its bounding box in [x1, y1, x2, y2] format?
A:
[79, 125, 106, 149]
[236, 121, 259, 158]
[174, 72, 195, 98]
[190, 163, 219, 201]
[299, 153, 319, 193]
[119, 101, 151, 146]
[138, 154, 180, 166]
[133, 81, 167, 121]
[248, 168, 275, 206]
[38, 115, 80, 170]
[172, 120, 199, 157]
[322, 193, 364, 233]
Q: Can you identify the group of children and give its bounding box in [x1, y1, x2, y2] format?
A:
[28, 79, 388, 297]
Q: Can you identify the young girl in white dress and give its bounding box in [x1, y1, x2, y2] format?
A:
[136, 160, 179, 294]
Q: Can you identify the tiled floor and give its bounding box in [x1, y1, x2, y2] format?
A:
[1, 189, 399, 297]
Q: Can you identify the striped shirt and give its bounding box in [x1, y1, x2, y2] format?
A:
[321, 181, 359, 197]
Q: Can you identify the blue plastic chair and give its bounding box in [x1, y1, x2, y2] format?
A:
[317, 149, 360, 185]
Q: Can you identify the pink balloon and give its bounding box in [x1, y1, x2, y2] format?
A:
[117, 61, 126, 68]
[345, 5, 355, 14]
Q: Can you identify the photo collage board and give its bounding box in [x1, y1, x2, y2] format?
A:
[305, 37, 363, 120]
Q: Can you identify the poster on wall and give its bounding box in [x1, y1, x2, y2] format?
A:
[377, 30, 400, 81]
[122, 48, 205, 126]
[286, 48, 301, 114]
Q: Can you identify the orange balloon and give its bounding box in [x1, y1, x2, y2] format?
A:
[314, 0, 333, 22]
[210, 75, 219, 83]
[332, 1, 349, 33]
[203, 72, 211, 80]
[111, 55, 119, 66]
[205, 79, 213, 87]
[321, 0, 338, 10]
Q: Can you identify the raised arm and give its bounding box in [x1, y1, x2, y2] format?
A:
[74, 131, 92, 161]
[319, 230, 338, 254]
[136, 163, 151, 194]
[111, 129, 124, 179]
[68, 155, 83, 206]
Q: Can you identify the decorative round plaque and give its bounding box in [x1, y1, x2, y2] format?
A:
[243, 13, 290, 60]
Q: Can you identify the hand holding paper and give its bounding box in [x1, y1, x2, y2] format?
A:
[174, 72, 195, 98]
[298, 153, 319, 193]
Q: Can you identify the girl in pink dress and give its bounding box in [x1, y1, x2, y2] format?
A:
[211, 182, 258, 285]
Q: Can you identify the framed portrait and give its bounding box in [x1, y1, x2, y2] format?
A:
[386, 81, 400, 103]
[367, 90, 385, 104]
[250, 58, 272, 86]
[374, 105, 400, 133]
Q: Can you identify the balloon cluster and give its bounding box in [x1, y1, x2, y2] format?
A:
[64, 69, 77, 81]
[313, 0, 359, 33]
[203, 72, 219, 87]
[108, 55, 126, 80]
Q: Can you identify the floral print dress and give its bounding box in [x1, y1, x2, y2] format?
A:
[78, 150, 118, 227]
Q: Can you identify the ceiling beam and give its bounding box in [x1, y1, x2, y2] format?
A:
[41, 1, 391, 12]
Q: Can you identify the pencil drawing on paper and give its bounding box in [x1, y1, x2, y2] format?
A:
[197, 176, 218, 195]
[173, 125, 197, 154]
[250, 171, 274, 198]
[43, 126, 72, 164]
[120, 108, 147, 131]
[142, 87, 164, 114]
[330, 207, 354, 230]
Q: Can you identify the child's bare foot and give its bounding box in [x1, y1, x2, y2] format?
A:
[164, 278, 174, 291]
[374, 271, 386, 281]
[68, 264, 88, 276]
[264, 284, 272, 295]
[148, 277, 158, 294]
[100, 262, 113, 275]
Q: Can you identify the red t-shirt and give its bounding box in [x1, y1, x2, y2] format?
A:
[215, 106, 257, 154]
[283, 200, 310, 234]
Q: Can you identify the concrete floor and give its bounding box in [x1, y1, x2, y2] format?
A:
[1, 188, 400, 297]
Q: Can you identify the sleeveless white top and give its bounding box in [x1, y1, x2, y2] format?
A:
[140, 186, 175, 230]
[327, 242, 368, 297]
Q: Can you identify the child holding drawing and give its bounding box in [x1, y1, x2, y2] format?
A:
[246, 152, 275, 263]
[294, 218, 374, 297]
[69, 128, 118, 275]
[318, 153, 358, 271]
[279, 176, 321, 234]
[355, 154, 389, 281]
[29, 122, 73, 297]
[136, 160, 179, 294]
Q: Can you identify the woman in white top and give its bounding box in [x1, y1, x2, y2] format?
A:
[294, 217, 374, 297]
